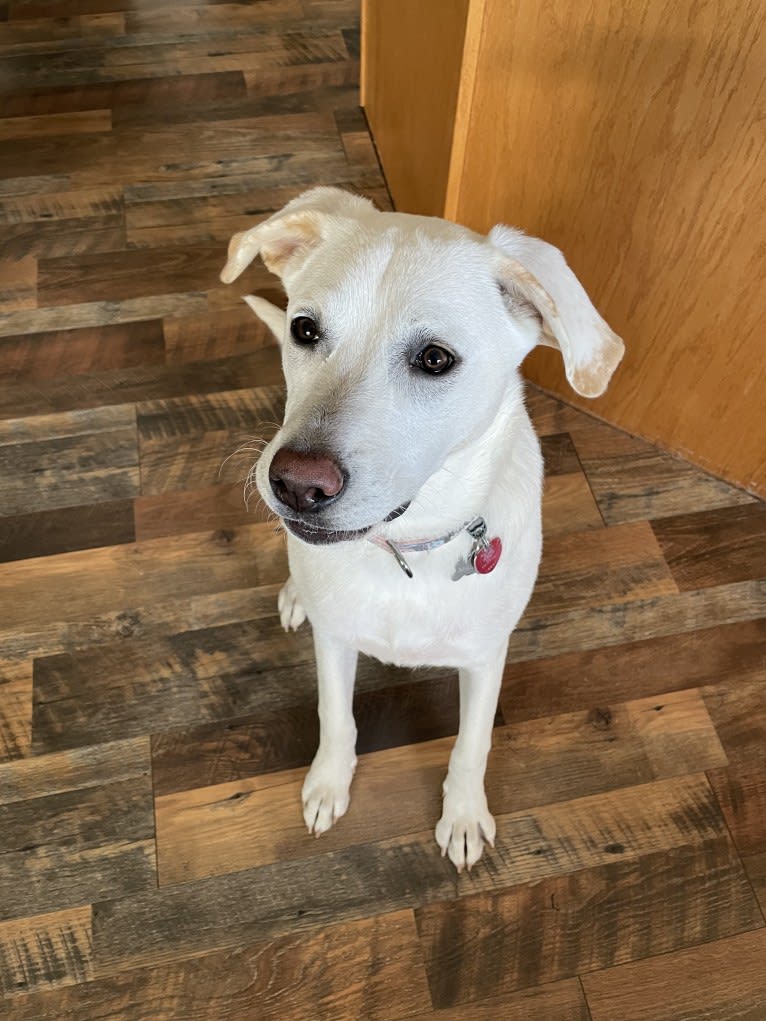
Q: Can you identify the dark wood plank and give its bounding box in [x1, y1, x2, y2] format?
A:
[162, 306, 274, 364]
[651, 502, 766, 590]
[96, 773, 735, 975]
[0, 497, 134, 563]
[32, 608, 306, 753]
[539, 432, 582, 475]
[572, 420, 755, 523]
[0, 70, 246, 119]
[0, 319, 164, 382]
[0, 348, 283, 420]
[582, 929, 766, 1021]
[510, 578, 766, 665]
[153, 730, 728, 885]
[151, 672, 476, 798]
[38, 243, 230, 306]
[415, 838, 763, 1009]
[6, 909, 431, 1021]
[502, 618, 766, 723]
[0, 737, 154, 921]
[136, 384, 285, 496]
[0, 404, 138, 516]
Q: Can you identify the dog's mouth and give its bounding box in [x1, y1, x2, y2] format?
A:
[282, 501, 411, 546]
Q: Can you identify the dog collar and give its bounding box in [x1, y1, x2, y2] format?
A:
[369, 516, 502, 580]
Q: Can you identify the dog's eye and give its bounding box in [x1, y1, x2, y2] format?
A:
[290, 315, 321, 345]
[416, 345, 455, 375]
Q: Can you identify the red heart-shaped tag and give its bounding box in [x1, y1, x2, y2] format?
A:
[473, 536, 502, 574]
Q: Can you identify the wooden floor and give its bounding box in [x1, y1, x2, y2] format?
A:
[1, 2, 765, 1019]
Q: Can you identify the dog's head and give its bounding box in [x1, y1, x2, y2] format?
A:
[221, 187, 623, 544]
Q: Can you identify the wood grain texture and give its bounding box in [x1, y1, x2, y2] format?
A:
[449, 0, 765, 495]
[7, 910, 430, 1021]
[502, 618, 766, 724]
[361, 0, 468, 216]
[0, 736, 154, 920]
[651, 502, 766, 590]
[1, 4, 764, 1017]
[0, 905, 93, 999]
[582, 928, 766, 1021]
[415, 837, 763, 1008]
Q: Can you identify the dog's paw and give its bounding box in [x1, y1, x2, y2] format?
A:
[278, 576, 306, 631]
[302, 751, 356, 836]
[435, 780, 496, 872]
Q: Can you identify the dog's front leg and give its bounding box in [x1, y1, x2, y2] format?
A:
[436, 643, 507, 870]
[302, 628, 358, 836]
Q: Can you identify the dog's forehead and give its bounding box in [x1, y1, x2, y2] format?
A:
[305, 218, 495, 320]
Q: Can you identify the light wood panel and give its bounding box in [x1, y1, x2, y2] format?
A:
[364, 0, 766, 496]
[361, 0, 470, 215]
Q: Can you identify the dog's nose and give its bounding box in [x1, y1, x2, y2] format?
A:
[269, 447, 345, 513]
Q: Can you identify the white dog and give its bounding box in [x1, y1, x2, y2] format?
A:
[220, 187, 623, 870]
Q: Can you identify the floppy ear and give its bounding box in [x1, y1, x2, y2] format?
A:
[220, 186, 375, 285]
[243, 295, 287, 343]
[489, 225, 624, 398]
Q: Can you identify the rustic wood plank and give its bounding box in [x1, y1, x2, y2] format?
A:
[527, 520, 678, 616]
[0, 253, 36, 312]
[502, 618, 766, 723]
[0, 320, 163, 382]
[539, 433, 582, 476]
[0, 498, 134, 563]
[31, 587, 300, 753]
[154, 701, 726, 885]
[0, 293, 208, 340]
[415, 837, 763, 1008]
[7, 909, 430, 1021]
[0, 658, 32, 762]
[582, 928, 766, 1021]
[0, 404, 138, 516]
[510, 578, 766, 665]
[708, 757, 766, 909]
[400, 979, 590, 1021]
[0, 905, 93, 999]
[0, 348, 283, 420]
[572, 420, 756, 523]
[0, 70, 246, 119]
[542, 471, 604, 538]
[150, 671, 477, 798]
[0, 522, 285, 638]
[134, 482, 262, 542]
[0, 109, 111, 139]
[136, 385, 285, 495]
[703, 678, 766, 765]
[651, 502, 766, 590]
[0, 736, 154, 921]
[162, 306, 274, 364]
[95, 773, 738, 976]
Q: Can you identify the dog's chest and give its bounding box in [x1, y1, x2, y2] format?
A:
[289, 535, 539, 668]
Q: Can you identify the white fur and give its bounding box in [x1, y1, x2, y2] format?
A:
[221, 188, 623, 870]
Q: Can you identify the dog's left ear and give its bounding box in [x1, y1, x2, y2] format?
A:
[489, 225, 624, 398]
[220, 186, 375, 286]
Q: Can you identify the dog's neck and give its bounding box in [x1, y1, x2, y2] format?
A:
[375, 377, 535, 548]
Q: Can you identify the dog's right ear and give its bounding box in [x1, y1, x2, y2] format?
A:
[220, 187, 375, 286]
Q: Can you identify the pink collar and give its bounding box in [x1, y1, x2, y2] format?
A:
[369, 516, 502, 580]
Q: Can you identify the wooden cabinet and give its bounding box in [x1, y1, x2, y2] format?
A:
[362, 0, 766, 497]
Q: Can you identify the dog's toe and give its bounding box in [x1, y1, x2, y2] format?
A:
[278, 576, 307, 631]
[301, 752, 356, 836]
[436, 788, 496, 871]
